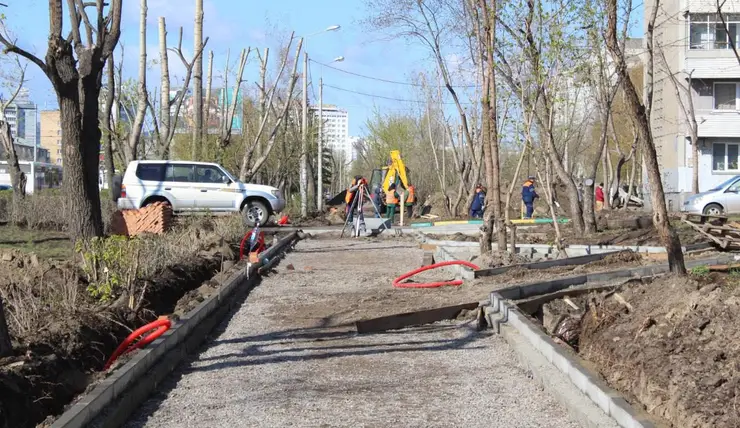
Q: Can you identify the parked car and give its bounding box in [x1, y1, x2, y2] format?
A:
[117, 161, 285, 226]
[682, 175, 740, 215]
[0, 184, 11, 191]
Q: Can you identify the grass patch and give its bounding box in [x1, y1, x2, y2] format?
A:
[0, 225, 73, 259]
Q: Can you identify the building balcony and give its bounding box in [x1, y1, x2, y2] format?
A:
[685, 49, 740, 79]
[696, 109, 740, 138]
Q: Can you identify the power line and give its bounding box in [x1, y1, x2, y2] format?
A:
[310, 58, 478, 89]
[322, 83, 476, 105]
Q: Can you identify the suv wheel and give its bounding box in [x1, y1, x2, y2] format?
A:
[242, 200, 269, 227]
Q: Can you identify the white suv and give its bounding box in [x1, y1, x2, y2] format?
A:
[117, 161, 286, 226]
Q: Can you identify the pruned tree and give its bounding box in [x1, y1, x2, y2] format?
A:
[239, 34, 303, 181]
[0, 0, 123, 239]
[605, 0, 686, 273]
[122, 0, 148, 165]
[192, 0, 204, 160]
[0, 54, 28, 206]
[148, 20, 209, 159]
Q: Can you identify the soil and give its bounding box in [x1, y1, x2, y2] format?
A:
[538, 272, 740, 427]
[0, 243, 242, 428]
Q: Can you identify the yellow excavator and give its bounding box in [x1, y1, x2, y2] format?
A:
[327, 150, 410, 208]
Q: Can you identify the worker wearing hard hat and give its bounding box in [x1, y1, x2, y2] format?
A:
[522, 176, 539, 219]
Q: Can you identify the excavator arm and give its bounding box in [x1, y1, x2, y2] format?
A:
[381, 150, 409, 191]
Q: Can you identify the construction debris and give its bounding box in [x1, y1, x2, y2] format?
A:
[681, 213, 740, 250]
[111, 202, 174, 237]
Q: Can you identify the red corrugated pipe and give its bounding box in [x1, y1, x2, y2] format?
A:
[104, 317, 171, 370]
[393, 260, 480, 289]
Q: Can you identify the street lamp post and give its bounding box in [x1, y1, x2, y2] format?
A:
[300, 25, 340, 218]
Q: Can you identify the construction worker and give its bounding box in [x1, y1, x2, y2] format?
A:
[345, 175, 367, 224]
[372, 185, 384, 218]
[385, 183, 400, 222]
[595, 183, 605, 211]
[404, 184, 416, 218]
[470, 184, 485, 218]
[522, 176, 539, 219]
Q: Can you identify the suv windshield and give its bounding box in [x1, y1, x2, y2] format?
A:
[709, 176, 740, 192]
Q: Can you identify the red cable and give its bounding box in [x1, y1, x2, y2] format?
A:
[393, 260, 480, 289]
[104, 318, 172, 370]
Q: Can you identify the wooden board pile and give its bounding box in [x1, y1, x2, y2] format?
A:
[681, 213, 740, 250]
[111, 202, 173, 236]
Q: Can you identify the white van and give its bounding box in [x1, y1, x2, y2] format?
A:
[117, 161, 285, 226]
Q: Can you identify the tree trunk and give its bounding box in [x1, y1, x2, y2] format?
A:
[505, 141, 528, 225]
[158, 17, 170, 160]
[192, 0, 204, 160]
[204, 50, 214, 139]
[0, 298, 11, 358]
[0, 121, 26, 207]
[605, 0, 685, 274]
[125, 0, 148, 164]
[103, 56, 116, 200]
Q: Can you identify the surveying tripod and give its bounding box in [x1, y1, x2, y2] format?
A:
[340, 183, 386, 238]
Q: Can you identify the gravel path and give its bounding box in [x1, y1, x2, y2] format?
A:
[126, 239, 580, 428]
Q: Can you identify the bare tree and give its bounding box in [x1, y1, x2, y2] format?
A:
[192, 0, 204, 160]
[0, 55, 28, 205]
[240, 35, 303, 181]
[149, 22, 209, 159]
[0, 0, 123, 239]
[219, 48, 249, 149]
[204, 50, 214, 134]
[605, 0, 686, 273]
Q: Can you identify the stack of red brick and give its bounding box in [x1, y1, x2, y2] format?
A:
[110, 202, 173, 236]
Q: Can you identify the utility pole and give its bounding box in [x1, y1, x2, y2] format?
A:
[317, 77, 324, 212]
[300, 50, 308, 218]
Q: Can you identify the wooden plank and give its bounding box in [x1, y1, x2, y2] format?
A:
[419, 243, 438, 251]
[355, 302, 480, 334]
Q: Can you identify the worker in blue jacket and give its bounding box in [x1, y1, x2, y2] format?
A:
[469, 184, 486, 218]
[522, 176, 539, 219]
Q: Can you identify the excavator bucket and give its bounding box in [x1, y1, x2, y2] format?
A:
[326, 189, 347, 207]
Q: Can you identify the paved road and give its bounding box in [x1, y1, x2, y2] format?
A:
[126, 240, 580, 428]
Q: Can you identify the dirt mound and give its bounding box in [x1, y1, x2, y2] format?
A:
[424, 233, 478, 242]
[471, 250, 530, 268]
[545, 273, 740, 427]
[422, 192, 451, 217]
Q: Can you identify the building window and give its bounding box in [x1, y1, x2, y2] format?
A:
[714, 83, 739, 110]
[714, 142, 740, 171]
[690, 13, 740, 49]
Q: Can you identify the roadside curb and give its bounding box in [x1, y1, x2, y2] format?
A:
[51, 231, 302, 428]
[485, 253, 735, 428]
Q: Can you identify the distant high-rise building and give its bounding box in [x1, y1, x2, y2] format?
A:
[4, 89, 38, 148]
[313, 104, 352, 160]
[39, 110, 63, 165]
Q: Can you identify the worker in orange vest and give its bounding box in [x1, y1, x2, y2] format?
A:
[404, 184, 416, 218]
[385, 183, 400, 222]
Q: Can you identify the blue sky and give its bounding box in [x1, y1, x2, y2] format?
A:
[2, 0, 438, 137]
[3, 0, 644, 137]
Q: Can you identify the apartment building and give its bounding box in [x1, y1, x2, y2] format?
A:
[313, 104, 353, 161]
[3, 89, 38, 148]
[39, 110, 63, 165]
[649, 0, 740, 209]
